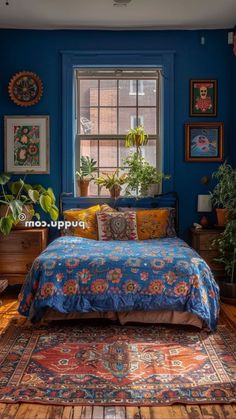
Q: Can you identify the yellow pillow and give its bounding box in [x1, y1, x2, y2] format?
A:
[136, 209, 169, 240]
[64, 205, 101, 240]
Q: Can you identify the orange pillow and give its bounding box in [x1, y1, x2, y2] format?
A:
[100, 204, 117, 212]
[64, 205, 101, 240]
[136, 209, 169, 240]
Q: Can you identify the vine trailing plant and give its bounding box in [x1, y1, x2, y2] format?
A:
[0, 173, 59, 235]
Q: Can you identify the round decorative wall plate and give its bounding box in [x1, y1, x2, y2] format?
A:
[8, 71, 43, 107]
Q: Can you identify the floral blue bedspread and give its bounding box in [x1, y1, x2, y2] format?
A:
[18, 236, 219, 330]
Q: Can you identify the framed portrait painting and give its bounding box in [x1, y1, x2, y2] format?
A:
[185, 122, 224, 162]
[190, 79, 217, 116]
[4, 115, 50, 174]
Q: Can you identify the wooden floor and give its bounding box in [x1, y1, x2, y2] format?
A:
[0, 292, 236, 419]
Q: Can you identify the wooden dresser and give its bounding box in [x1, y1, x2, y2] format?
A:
[0, 228, 48, 285]
[191, 227, 225, 280]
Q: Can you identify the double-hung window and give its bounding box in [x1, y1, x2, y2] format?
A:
[75, 69, 161, 196]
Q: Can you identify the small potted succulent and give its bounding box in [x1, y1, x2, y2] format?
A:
[210, 161, 236, 226]
[96, 171, 127, 198]
[125, 125, 149, 153]
[0, 173, 59, 235]
[75, 156, 97, 197]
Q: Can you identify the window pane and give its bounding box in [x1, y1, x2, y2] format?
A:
[119, 139, 136, 166]
[141, 140, 157, 167]
[138, 108, 157, 134]
[80, 108, 98, 134]
[119, 80, 137, 106]
[80, 80, 98, 107]
[79, 140, 98, 163]
[119, 107, 136, 134]
[100, 108, 117, 134]
[99, 140, 117, 168]
[100, 80, 117, 106]
[138, 80, 156, 106]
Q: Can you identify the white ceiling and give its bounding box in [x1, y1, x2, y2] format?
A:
[0, 0, 235, 30]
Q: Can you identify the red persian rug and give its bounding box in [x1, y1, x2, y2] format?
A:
[0, 321, 236, 406]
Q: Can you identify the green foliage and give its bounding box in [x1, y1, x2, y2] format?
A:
[210, 162, 236, 281]
[96, 171, 127, 191]
[210, 161, 236, 210]
[0, 174, 59, 235]
[212, 219, 236, 282]
[75, 156, 97, 181]
[125, 125, 149, 151]
[123, 152, 170, 196]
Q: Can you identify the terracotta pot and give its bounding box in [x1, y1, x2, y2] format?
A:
[109, 185, 121, 198]
[78, 180, 90, 197]
[0, 204, 33, 229]
[216, 208, 230, 226]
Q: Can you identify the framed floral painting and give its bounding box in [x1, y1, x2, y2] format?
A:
[190, 79, 217, 116]
[4, 116, 49, 174]
[185, 122, 224, 162]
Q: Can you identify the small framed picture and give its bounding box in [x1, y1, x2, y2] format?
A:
[4, 115, 50, 174]
[190, 79, 217, 116]
[185, 122, 224, 162]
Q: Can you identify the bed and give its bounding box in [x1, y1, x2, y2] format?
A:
[18, 233, 219, 331]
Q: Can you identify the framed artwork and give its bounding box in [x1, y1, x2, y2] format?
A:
[185, 122, 224, 162]
[4, 115, 50, 174]
[8, 71, 43, 107]
[190, 79, 217, 116]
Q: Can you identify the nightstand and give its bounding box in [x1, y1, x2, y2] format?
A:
[191, 227, 225, 280]
[0, 228, 48, 285]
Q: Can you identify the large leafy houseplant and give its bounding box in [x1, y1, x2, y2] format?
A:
[0, 173, 59, 235]
[210, 162, 236, 302]
[96, 171, 127, 198]
[210, 161, 236, 226]
[75, 156, 97, 196]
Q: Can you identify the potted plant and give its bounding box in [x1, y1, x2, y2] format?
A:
[75, 156, 97, 197]
[212, 216, 236, 304]
[0, 173, 59, 235]
[210, 161, 236, 226]
[96, 171, 127, 198]
[123, 153, 170, 196]
[125, 125, 149, 153]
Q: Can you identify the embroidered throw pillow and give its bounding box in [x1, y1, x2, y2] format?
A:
[97, 211, 138, 241]
[136, 208, 169, 240]
[63, 205, 101, 240]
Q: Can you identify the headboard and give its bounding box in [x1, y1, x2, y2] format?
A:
[60, 192, 179, 233]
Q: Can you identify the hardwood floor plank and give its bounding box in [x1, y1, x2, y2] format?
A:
[1, 403, 20, 419]
[104, 406, 117, 419]
[186, 405, 203, 419]
[126, 406, 141, 419]
[62, 406, 73, 419]
[0, 403, 7, 415]
[14, 403, 51, 419]
[115, 406, 126, 419]
[92, 406, 104, 419]
[46, 405, 64, 419]
[81, 406, 93, 419]
[200, 405, 226, 419]
[139, 407, 151, 419]
[221, 405, 236, 418]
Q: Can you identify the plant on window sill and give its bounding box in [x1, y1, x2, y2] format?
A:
[75, 156, 97, 197]
[95, 171, 127, 198]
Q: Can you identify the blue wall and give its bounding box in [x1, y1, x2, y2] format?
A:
[0, 29, 234, 239]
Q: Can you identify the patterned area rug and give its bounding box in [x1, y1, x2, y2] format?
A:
[0, 321, 236, 406]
